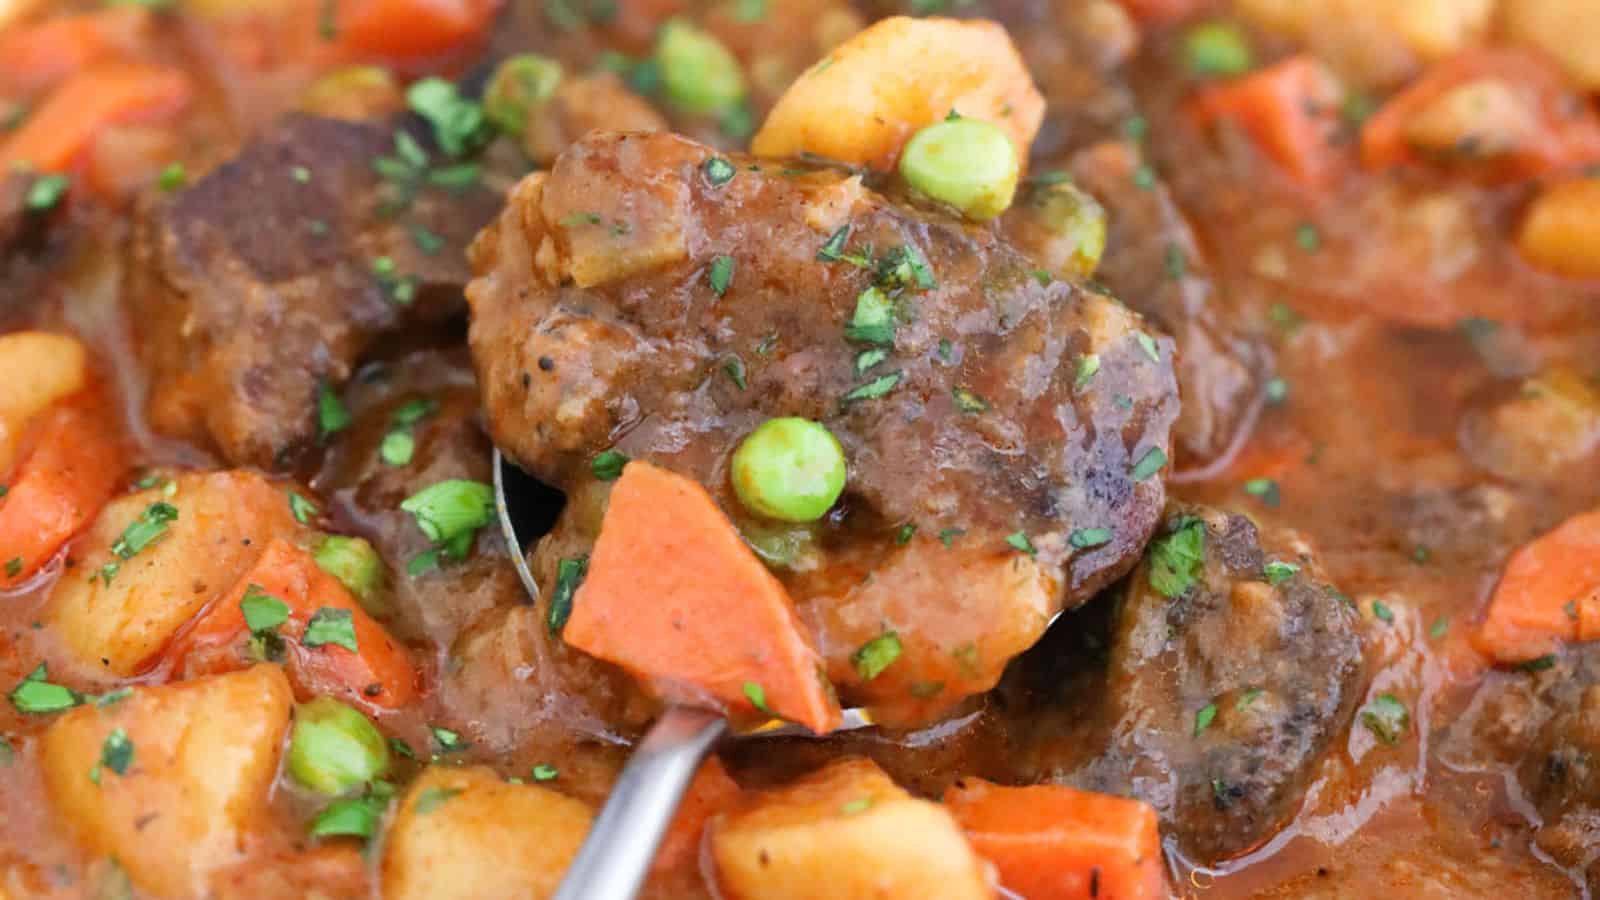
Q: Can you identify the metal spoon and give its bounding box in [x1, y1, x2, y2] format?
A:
[493, 451, 874, 900]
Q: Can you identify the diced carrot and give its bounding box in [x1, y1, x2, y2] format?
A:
[0, 62, 191, 175]
[0, 403, 124, 587]
[1117, 0, 1211, 25]
[167, 538, 418, 709]
[945, 778, 1166, 900]
[1361, 49, 1600, 182]
[0, 9, 150, 98]
[652, 757, 742, 876]
[1191, 54, 1348, 189]
[1475, 509, 1600, 665]
[333, 0, 500, 61]
[564, 461, 843, 735]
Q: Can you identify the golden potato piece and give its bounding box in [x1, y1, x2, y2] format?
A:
[41, 666, 293, 899]
[1504, 0, 1600, 91]
[0, 331, 87, 475]
[49, 470, 303, 676]
[751, 16, 1043, 172]
[1236, 0, 1492, 85]
[382, 766, 593, 900]
[711, 758, 993, 900]
[1517, 179, 1600, 280]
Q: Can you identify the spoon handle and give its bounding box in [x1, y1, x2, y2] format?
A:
[553, 706, 728, 900]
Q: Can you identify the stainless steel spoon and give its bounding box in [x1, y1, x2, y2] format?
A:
[492, 451, 874, 900]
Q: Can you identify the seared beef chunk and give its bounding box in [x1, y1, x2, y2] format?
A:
[126, 114, 502, 469]
[1009, 506, 1367, 862]
[1444, 648, 1600, 891]
[309, 347, 645, 746]
[468, 130, 1180, 724]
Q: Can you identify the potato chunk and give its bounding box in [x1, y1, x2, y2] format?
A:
[1504, 0, 1600, 91]
[751, 16, 1043, 172]
[1516, 179, 1600, 280]
[1235, 0, 1492, 84]
[382, 766, 593, 900]
[49, 470, 302, 676]
[710, 758, 993, 900]
[41, 666, 293, 898]
[0, 331, 87, 475]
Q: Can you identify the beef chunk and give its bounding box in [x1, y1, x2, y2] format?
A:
[126, 113, 502, 469]
[1008, 506, 1367, 862]
[468, 130, 1180, 725]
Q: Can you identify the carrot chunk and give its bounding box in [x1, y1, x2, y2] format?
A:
[1475, 509, 1600, 665]
[168, 538, 417, 709]
[944, 778, 1166, 900]
[0, 404, 124, 587]
[334, 0, 499, 60]
[0, 9, 150, 97]
[0, 62, 190, 174]
[1191, 54, 1348, 188]
[1361, 49, 1600, 182]
[564, 461, 842, 734]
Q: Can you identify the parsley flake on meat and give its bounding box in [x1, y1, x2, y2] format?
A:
[1148, 517, 1206, 598]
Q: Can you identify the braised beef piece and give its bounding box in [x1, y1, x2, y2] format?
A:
[308, 346, 646, 747]
[125, 113, 502, 470]
[1005, 505, 1368, 863]
[468, 130, 1180, 724]
[1443, 648, 1600, 892]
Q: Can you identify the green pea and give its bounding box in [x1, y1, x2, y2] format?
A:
[898, 117, 1019, 222]
[731, 418, 847, 523]
[1032, 181, 1107, 278]
[655, 19, 746, 117]
[287, 697, 390, 796]
[313, 535, 388, 618]
[484, 53, 564, 136]
[1182, 22, 1254, 78]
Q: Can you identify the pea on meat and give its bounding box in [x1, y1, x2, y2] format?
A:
[731, 418, 848, 523]
[898, 117, 1020, 221]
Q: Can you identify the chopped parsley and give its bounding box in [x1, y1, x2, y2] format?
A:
[1430, 617, 1450, 640]
[743, 681, 773, 715]
[1069, 527, 1112, 549]
[723, 356, 747, 390]
[109, 502, 179, 563]
[1148, 517, 1206, 599]
[708, 255, 735, 296]
[1268, 302, 1303, 334]
[406, 78, 488, 158]
[4, 558, 20, 578]
[9, 664, 79, 714]
[1518, 654, 1557, 673]
[1236, 687, 1263, 711]
[1193, 703, 1217, 736]
[855, 348, 889, 374]
[1360, 693, 1409, 745]
[241, 585, 291, 635]
[852, 632, 902, 682]
[548, 555, 588, 634]
[409, 224, 444, 255]
[592, 450, 629, 481]
[1264, 560, 1300, 585]
[25, 174, 69, 211]
[1164, 244, 1187, 280]
[1006, 531, 1037, 556]
[1074, 354, 1100, 390]
[845, 287, 895, 346]
[290, 165, 311, 184]
[841, 372, 902, 404]
[303, 608, 358, 653]
[839, 797, 873, 815]
[311, 795, 384, 839]
[380, 431, 416, 466]
[1243, 478, 1281, 508]
[702, 157, 736, 186]
[1294, 223, 1322, 252]
[414, 785, 463, 814]
[531, 764, 559, 781]
[388, 737, 417, 760]
[938, 527, 965, 547]
[1130, 447, 1168, 481]
[894, 523, 917, 545]
[952, 387, 989, 413]
[401, 480, 495, 566]
[875, 244, 936, 292]
[816, 225, 872, 267]
[430, 726, 467, 753]
[1264, 377, 1289, 405]
[92, 728, 134, 784]
[1132, 165, 1156, 190]
[157, 163, 187, 192]
[288, 491, 319, 524]
[318, 382, 351, 440]
[1372, 600, 1394, 623]
[1135, 332, 1161, 363]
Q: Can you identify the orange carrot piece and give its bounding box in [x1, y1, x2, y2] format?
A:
[0, 9, 149, 97]
[1191, 55, 1348, 188]
[334, 0, 499, 60]
[1117, 0, 1211, 24]
[1475, 509, 1600, 665]
[0, 62, 190, 174]
[1361, 49, 1600, 181]
[0, 404, 124, 588]
[168, 538, 418, 709]
[652, 757, 742, 876]
[564, 461, 843, 735]
[945, 779, 1165, 900]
